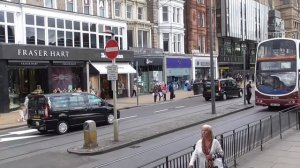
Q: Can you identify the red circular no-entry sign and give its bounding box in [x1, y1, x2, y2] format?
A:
[105, 39, 119, 60]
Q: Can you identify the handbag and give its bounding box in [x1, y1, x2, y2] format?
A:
[213, 158, 223, 168]
[173, 94, 176, 98]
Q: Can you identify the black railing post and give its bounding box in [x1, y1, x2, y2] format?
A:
[270, 115, 273, 138]
[247, 124, 250, 152]
[279, 112, 282, 139]
[166, 156, 169, 168]
[260, 120, 263, 151]
[233, 130, 237, 167]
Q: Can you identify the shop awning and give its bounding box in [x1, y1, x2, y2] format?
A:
[91, 62, 136, 74]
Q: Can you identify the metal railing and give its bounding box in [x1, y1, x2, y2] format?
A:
[138, 106, 300, 168]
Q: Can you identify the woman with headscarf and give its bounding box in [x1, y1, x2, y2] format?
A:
[188, 124, 224, 168]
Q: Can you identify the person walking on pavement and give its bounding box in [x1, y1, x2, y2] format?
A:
[161, 83, 167, 101]
[168, 82, 175, 100]
[153, 84, 159, 103]
[246, 80, 252, 104]
[189, 124, 224, 168]
[131, 83, 137, 97]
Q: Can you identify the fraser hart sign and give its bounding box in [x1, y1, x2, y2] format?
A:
[17, 49, 69, 57]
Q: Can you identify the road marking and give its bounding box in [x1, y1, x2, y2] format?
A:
[119, 115, 137, 120]
[9, 129, 38, 135]
[154, 109, 168, 113]
[175, 106, 185, 109]
[0, 135, 40, 142]
[0, 129, 38, 138]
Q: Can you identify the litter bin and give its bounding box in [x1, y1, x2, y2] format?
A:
[193, 82, 203, 95]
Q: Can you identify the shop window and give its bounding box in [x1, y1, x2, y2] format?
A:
[48, 18, 56, 27]
[57, 30, 65, 46]
[26, 27, 35, 44]
[90, 23, 96, 32]
[91, 34, 96, 48]
[98, 35, 104, 48]
[50, 67, 82, 92]
[0, 25, 5, 42]
[37, 28, 45, 45]
[74, 32, 81, 47]
[83, 33, 89, 47]
[82, 22, 89, 31]
[66, 31, 73, 46]
[0, 11, 4, 22]
[74, 21, 80, 30]
[112, 27, 118, 35]
[36, 16, 44, 26]
[57, 19, 64, 29]
[7, 12, 14, 23]
[48, 29, 56, 45]
[98, 24, 103, 33]
[26, 14, 34, 25]
[66, 20, 72, 29]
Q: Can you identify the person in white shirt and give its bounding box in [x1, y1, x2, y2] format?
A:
[189, 124, 224, 168]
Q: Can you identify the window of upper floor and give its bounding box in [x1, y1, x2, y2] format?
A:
[138, 30, 149, 48]
[98, 0, 107, 17]
[114, 1, 121, 18]
[0, 11, 15, 43]
[66, 0, 76, 12]
[127, 5, 132, 19]
[83, 0, 91, 15]
[24, 14, 124, 49]
[44, 0, 56, 8]
[162, 6, 168, 22]
[138, 7, 144, 20]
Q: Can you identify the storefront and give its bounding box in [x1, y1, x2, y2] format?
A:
[89, 62, 136, 99]
[131, 48, 164, 93]
[0, 44, 134, 113]
[193, 57, 219, 81]
[166, 57, 192, 90]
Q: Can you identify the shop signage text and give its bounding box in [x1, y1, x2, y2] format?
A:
[17, 49, 69, 58]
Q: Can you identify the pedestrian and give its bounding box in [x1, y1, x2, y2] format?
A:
[246, 80, 252, 104]
[188, 124, 224, 168]
[168, 82, 175, 100]
[131, 83, 137, 97]
[153, 84, 159, 103]
[161, 83, 167, 101]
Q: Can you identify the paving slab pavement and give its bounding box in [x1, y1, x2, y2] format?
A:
[235, 128, 300, 168]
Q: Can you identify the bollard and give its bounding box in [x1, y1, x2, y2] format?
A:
[83, 120, 98, 149]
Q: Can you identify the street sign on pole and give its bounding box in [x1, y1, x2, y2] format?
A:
[105, 40, 119, 60]
[107, 65, 118, 81]
[104, 37, 119, 141]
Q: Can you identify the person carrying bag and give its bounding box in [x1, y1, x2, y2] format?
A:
[188, 124, 227, 168]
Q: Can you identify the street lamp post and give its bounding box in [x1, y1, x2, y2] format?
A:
[209, 0, 216, 114]
[241, 42, 246, 105]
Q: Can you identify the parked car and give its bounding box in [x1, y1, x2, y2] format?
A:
[202, 78, 243, 101]
[27, 92, 120, 134]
